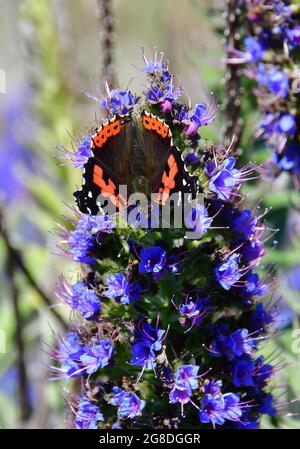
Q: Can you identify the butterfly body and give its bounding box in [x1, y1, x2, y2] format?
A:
[74, 111, 199, 215]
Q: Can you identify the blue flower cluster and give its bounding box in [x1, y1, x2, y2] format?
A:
[227, 1, 300, 178]
[53, 49, 278, 429]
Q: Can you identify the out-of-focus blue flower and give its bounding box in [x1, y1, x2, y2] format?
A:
[275, 141, 300, 174]
[215, 253, 242, 290]
[105, 273, 141, 304]
[244, 36, 264, 61]
[74, 395, 104, 429]
[286, 25, 300, 47]
[257, 64, 289, 97]
[0, 86, 36, 204]
[111, 387, 145, 419]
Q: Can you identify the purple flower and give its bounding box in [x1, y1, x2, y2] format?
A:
[232, 356, 255, 387]
[254, 356, 273, 387]
[286, 25, 300, 47]
[244, 36, 264, 61]
[257, 394, 277, 416]
[212, 328, 255, 360]
[96, 215, 115, 233]
[208, 158, 241, 200]
[179, 297, 210, 328]
[67, 215, 98, 264]
[175, 365, 200, 391]
[55, 276, 101, 320]
[240, 272, 269, 298]
[74, 395, 104, 429]
[199, 394, 226, 426]
[184, 100, 217, 137]
[105, 273, 141, 304]
[203, 379, 222, 395]
[215, 253, 242, 290]
[147, 86, 164, 104]
[131, 321, 165, 371]
[241, 239, 264, 262]
[101, 89, 138, 115]
[184, 204, 213, 235]
[251, 303, 273, 332]
[139, 246, 173, 279]
[79, 339, 114, 373]
[275, 141, 300, 174]
[51, 332, 84, 379]
[111, 387, 145, 419]
[71, 136, 92, 169]
[231, 210, 257, 238]
[257, 65, 289, 98]
[222, 393, 243, 422]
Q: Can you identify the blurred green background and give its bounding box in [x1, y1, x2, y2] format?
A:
[1, 0, 300, 429]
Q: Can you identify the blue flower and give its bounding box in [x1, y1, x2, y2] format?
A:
[67, 215, 98, 264]
[175, 365, 200, 391]
[244, 36, 264, 62]
[139, 246, 170, 279]
[199, 394, 226, 426]
[51, 332, 84, 379]
[184, 204, 213, 235]
[208, 158, 241, 200]
[275, 141, 300, 174]
[257, 65, 289, 97]
[111, 387, 145, 419]
[232, 356, 255, 387]
[96, 215, 116, 233]
[212, 328, 254, 360]
[56, 277, 101, 320]
[73, 136, 92, 168]
[184, 101, 217, 137]
[222, 393, 243, 422]
[240, 272, 269, 298]
[131, 321, 165, 371]
[179, 297, 210, 328]
[231, 210, 257, 238]
[257, 394, 277, 416]
[241, 240, 263, 262]
[79, 339, 114, 374]
[251, 303, 273, 332]
[105, 273, 141, 304]
[203, 379, 222, 395]
[74, 395, 104, 429]
[147, 86, 164, 104]
[215, 253, 242, 290]
[101, 89, 138, 115]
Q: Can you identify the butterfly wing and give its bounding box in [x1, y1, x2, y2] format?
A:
[74, 115, 133, 214]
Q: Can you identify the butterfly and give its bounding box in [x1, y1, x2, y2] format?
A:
[74, 111, 200, 215]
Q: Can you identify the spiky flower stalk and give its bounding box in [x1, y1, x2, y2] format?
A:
[223, 0, 243, 150]
[226, 0, 300, 184]
[97, 0, 116, 88]
[52, 49, 279, 429]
